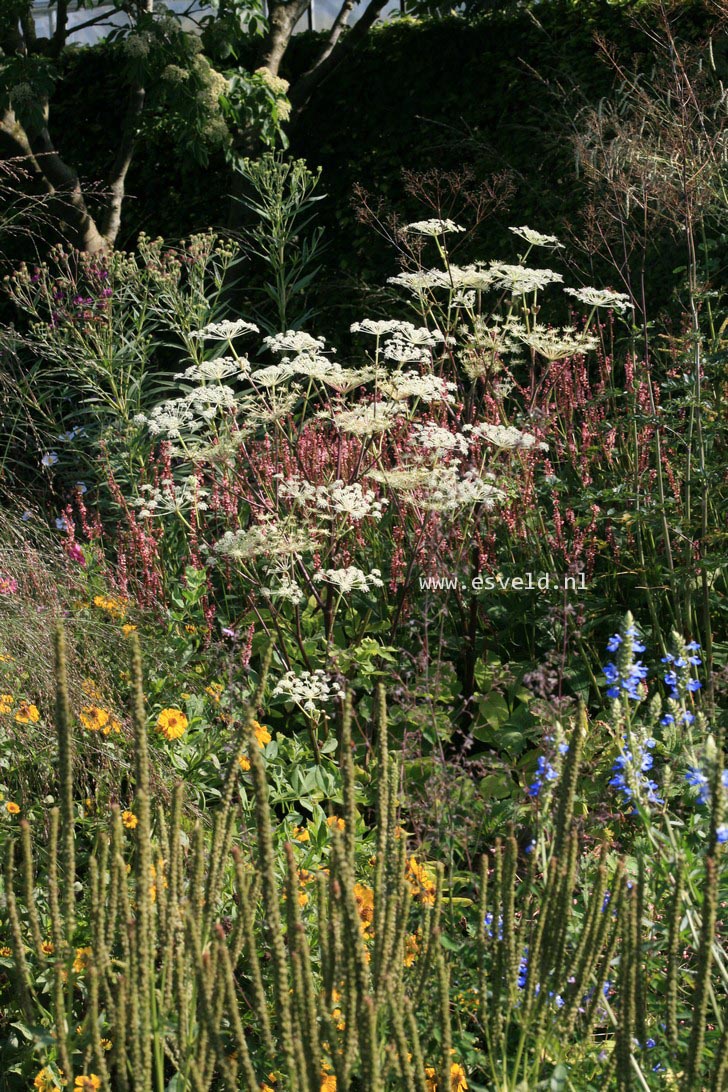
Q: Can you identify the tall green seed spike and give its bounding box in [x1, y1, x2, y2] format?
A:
[339, 691, 357, 869]
[360, 993, 383, 1092]
[19, 818, 44, 957]
[54, 624, 76, 938]
[666, 860, 684, 1053]
[634, 857, 647, 1049]
[114, 975, 130, 1092]
[5, 845, 36, 1022]
[403, 995, 431, 1092]
[502, 833, 518, 1001]
[52, 954, 73, 1087]
[48, 808, 64, 955]
[214, 924, 260, 1091]
[552, 704, 586, 859]
[388, 982, 417, 1092]
[245, 694, 298, 1091]
[436, 945, 452, 1092]
[686, 855, 719, 1089]
[88, 961, 111, 1089]
[231, 847, 275, 1058]
[616, 884, 637, 1092]
[709, 1021, 728, 1092]
[188, 925, 238, 1091]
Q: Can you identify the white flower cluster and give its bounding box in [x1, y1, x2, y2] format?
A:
[131, 478, 209, 518]
[190, 319, 259, 340]
[512, 322, 599, 360]
[403, 219, 466, 236]
[264, 331, 329, 355]
[381, 371, 456, 404]
[412, 422, 470, 455]
[469, 423, 548, 451]
[564, 287, 632, 312]
[181, 357, 250, 382]
[351, 319, 449, 347]
[313, 567, 384, 594]
[135, 383, 239, 438]
[272, 669, 341, 715]
[509, 226, 564, 249]
[327, 401, 404, 436]
[263, 569, 306, 605]
[394, 466, 505, 513]
[213, 521, 316, 562]
[276, 477, 388, 521]
[486, 263, 564, 294]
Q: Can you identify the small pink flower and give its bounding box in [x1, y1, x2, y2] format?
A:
[0, 574, 18, 596]
[66, 542, 86, 567]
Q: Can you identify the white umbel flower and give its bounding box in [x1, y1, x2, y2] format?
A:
[564, 287, 632, 312]
[272, 669, 341, 715]
[190, 319, 259, 339]
[182, 357, 250, 381]
[403, 219, 466, 236]
[486, 263, 563, 294]
[381, 371, 456, 404]
[509, 226, 564, 249]
[213, 521, 315, 562]
[471, 423, 547, 451]
[328, 401, 403, 436]
[264, 331, 328, 354]
[313, 567, 384, 594]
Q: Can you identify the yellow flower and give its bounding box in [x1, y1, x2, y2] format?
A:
[403, 931, 421, 967]
[353, 883, 374, 938]
[0, 945, 12, 956]
[15, 701, 40, 724]
[72, 947, 92, 974]
[425, 1066, 437, 1092]
[82, 679, 103, 701]
[74, 1077, 101, 1091]
[450, 1063, 468, 1091]
[122, 811, 138, 829]
[93, 594, 126, 619]
[205, 682, 224, 703]
[406, 856, 437, 906]
[102, 716, 121, 736]
[326, 815, 345, 832]
[34, 1068, 64, 1091]
[0, 652, 13, 662]
[121, 624, 137, 636]
[238, 754, 251, 771]
[320, 1075, 337, 1092]
[291, 825, 310, 842]
[298, 890, 309, 907]
[5, 801, 20, 815]
[156, 708, 188, 741]
[79, 705, 110, 732]
[252, 720, 271, 747]
[41, 940, 55, 956]
[100, 1038, 112, 1052]
[0, 694, 12, 714]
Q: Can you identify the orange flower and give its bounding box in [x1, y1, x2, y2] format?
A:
[73, 947, 92, 973]
[102, 716, 121, 735]
[74, 1077, 101, 1091]
[403, 931, 420, 967]
[327, 816, 345, 832]
[79, 705, 110, 732]
[291, 825, 310, 842]
[15, 701, 40, 724]
[238, 754, 251, 771]
[353, 883, 374, 938]
[156, 708, 188, 741]
[122, 811, 138, 829]
[252, 720, 271, 747]
[121, 624, 137, 636]
[450, 1063, 468, 1091]
[406, 856, 437, 906]
[5, 801, 20, 815]
[0, 694, 12, 714]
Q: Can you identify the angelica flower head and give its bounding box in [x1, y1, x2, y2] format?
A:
[190, 319, 259, 340]
[509, 225, 564, 249]
[402, 218, 466, 236]
[564, 287, 632, 313]
[264, 330, 329, 355]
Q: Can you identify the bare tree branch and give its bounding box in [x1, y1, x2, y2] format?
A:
[259, 0, 312, 76]
[289, 0, 389, 115]
[101, 83, 147, 245]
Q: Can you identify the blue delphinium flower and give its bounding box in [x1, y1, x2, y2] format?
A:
[610, 738, 662, 807]
[685, 767, 710, 805]
[517, 949, 529, 989]
[602, 620, 649, 701]
[716, 826, 728, 844]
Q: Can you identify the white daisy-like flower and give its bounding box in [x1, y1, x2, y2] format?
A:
[264, 331, 328, 355]
[313, 566, 384, 594]
[486, 263, 563, 294]
[564, 287, 632, 312]
[403, 219, 466, 236]
[190, 319, 259, 340]
[509, 226, 564, 249]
